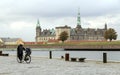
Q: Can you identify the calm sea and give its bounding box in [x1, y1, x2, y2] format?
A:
[2, 48, 120, 62]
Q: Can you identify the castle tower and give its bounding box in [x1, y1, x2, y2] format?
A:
[76, 8, 82, 29]
[36, 19, 41, 42]
[105, 23, 107, 30]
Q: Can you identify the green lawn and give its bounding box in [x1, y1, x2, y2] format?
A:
[1, 41, 120, 50]
[25, 41, 120, 46]
[75, 41, 120, 46]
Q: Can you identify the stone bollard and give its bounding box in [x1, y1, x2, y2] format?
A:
[103, 53, 107, 63]
[49, 51, 52, 59]
[71, 58, 77, 62]
[0, 51, 2, 54]
[65, 53, 69, 61]
[61, 56, 64, 59]
[2, 54, 9, 56]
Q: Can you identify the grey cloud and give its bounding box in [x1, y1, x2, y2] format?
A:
[0, 0, 120, 41]
[0, 0, 119, 19]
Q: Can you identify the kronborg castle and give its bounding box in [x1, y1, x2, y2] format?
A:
[35, 11, 107, 42]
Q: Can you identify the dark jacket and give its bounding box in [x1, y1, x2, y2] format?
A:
[17, 44, 25, 55]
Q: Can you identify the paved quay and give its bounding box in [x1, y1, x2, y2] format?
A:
[0, 56, 120, 75]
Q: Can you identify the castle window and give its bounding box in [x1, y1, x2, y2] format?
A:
[72, 36, 74, 40]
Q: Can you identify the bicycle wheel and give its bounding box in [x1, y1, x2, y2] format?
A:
[25, 55, 31, 64]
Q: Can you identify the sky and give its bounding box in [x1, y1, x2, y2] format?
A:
[0, 0, 120, 41]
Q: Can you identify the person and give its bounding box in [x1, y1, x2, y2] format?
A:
[17, 44, 25, 63]
[24, 47, 31, 61]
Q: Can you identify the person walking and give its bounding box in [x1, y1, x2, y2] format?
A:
[17, 44, 25, 63]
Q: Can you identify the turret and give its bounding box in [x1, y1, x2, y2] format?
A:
[36, 19, 41, 37]
[105, 23, 107, 30]
[76, 8, 82, 29]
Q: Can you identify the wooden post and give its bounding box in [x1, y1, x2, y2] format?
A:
[103, 53, 107, 63]
[49, 51, 52, 59]
[65, 53, 69, 61]
[0, 51, 2, 54]
[61, 56, 64, 59]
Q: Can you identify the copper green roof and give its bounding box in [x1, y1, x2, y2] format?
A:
[77, 8, 81, 25]
[36, 19, 40, 27]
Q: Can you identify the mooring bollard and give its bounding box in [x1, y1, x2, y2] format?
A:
[65, 53, 69, 61]
[49, 51, 52, 59]
[103, 53, 107, 63]
[61, 56, 64, 59]
[0, 51, 2, 54]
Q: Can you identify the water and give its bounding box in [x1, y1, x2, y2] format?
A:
[2, 50, 120, 62]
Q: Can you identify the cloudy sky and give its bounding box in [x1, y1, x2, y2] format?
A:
[0, 0, 120, 41]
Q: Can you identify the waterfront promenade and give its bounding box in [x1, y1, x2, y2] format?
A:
[0, 56, 120, 75]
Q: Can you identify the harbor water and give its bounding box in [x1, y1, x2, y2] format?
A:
[2, 48, 120, 62]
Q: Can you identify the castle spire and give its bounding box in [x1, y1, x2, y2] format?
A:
[77, 8, 81, 26]
[36, 19, 41, 39]
[105, 23, 107, 30]
[36, 19, 40, 27]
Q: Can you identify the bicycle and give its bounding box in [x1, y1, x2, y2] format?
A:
[17, 51, 31, 64]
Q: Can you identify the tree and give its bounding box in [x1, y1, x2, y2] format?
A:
[58, 31, 69, 43]
[104, 28, 117, 42]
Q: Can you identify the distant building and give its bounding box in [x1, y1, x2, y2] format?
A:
[35, 10, 107, 42]
[0, 37, 24, 45]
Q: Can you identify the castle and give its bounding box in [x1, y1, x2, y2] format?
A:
[35, 10, 107, 42]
